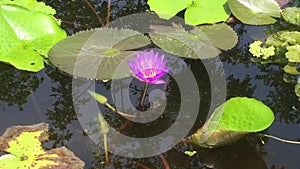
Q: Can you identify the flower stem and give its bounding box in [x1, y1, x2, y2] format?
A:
[139, 83, 149, 110]
[103, 133, 109, 165]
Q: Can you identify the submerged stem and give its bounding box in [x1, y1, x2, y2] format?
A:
[106, 0, 111, 26]
[85, 0, 104, 27]
[263, 134, 300, 145]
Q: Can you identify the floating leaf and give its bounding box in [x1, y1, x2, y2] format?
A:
[249, 31, 300, 63]
[228, 0, 281, 25]
[266, 31, 300, 47]
[249, 41, 264, 57]
[191, 97, 274, 148]
[0, 123, 84, 169]
[0, 0, 56, 15]
[0, 4, 66, 72]
[282, 7, 300, 27]
[265, 31, 300, 58]
[286, 44, 300, 62]
[149, 24, 220, 59]
[185, 0, 231, 25]
[49, 28, 151, 80]
[148, 0, 230, 25]
[147, 0, 193, 20]
[199, 23, 238, 50]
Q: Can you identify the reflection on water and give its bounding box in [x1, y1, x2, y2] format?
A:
[0, 0, 300, 168]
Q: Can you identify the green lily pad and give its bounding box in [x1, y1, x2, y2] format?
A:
[148, 0, 230, 25]
[0, 4, 66, 72]
[286, 44, 300, 62]
[150, 23, 238, 59]
[49, 28, 151, 80]
[149, 24, 220, 59]
[147, 0, 193, 20]
[185, 0, 231, 25]
[191, 97, 274, 148]
[198, 23, 238, 50]
[0, 123, 84, 169]
[228, 0, 281, 25]
[282, 7, 300, 27]
[0, 0, 56, 15]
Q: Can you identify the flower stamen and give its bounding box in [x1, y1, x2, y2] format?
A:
[127, 50, 169, 84]
[142, 68, 156, 78]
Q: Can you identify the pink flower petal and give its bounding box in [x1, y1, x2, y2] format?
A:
[127, 49, 169, 84]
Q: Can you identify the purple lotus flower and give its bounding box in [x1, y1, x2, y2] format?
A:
[128, 50, 169, 84]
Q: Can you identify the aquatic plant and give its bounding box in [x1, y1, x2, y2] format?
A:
[150, 23, 238, 59]
[228, 0, 281, 25]
[148, 0, 284, 25]
[49, 28, 151, 80]
[147, 0, 230, 25]
[190, 97, 274, 148]
[0, 0, 66, 72]
[248, 7, 300, 98]
[128, 50, 169, 84]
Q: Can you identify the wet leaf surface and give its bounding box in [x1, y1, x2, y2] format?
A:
[228, 0, 281, 25]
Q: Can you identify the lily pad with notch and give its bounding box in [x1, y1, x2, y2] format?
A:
[228, 0, 281, 25]
[48, 28, 151, 80]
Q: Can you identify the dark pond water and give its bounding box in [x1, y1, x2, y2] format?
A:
[1, 0, 300, 168]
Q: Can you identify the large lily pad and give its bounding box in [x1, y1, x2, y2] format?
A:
[228, 0, 281, 25]
[0, 123, 84, 169]
[149, 24, 219, 59]
[0, 4, 66, 72]
[149, 24, 237, 59]
[49, 28, 150, 80]
[148, 0, 230, 25]
[191, 97, 274, 148]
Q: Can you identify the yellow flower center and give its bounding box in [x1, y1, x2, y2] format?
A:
[142, 68, 156, 78]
